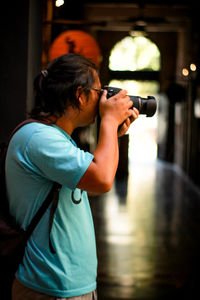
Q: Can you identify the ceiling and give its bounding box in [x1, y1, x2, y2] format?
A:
[51, 1, 197, 34]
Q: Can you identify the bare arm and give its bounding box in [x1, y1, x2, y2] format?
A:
[77, 90, 139, 194]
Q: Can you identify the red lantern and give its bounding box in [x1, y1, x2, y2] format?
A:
[49, 30, 102, 67]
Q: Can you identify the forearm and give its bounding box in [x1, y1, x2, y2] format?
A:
[93, 117, 119, 186]
[77, 117, 119, 193]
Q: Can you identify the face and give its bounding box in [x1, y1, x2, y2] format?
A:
[79, 70, 101, 126]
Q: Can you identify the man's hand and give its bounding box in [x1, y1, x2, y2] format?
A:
[99, 89, 134, 127]
[118, 107, 139, 137]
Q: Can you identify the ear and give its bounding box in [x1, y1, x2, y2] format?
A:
[76, 86, 86, 107]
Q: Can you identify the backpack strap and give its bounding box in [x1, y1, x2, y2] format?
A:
[48, 183, 62, 254]
[25, 182, 61, 252]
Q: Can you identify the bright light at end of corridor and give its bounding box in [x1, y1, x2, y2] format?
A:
[55, 0, 64, 7]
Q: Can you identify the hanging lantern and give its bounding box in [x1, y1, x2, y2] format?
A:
[49, 30, 102, 67]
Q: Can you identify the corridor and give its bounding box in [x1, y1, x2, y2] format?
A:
[89, 158, 200, 299]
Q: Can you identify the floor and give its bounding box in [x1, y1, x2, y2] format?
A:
[89, 158, 200, 300]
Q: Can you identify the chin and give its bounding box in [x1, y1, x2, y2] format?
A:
[88, 116, 96, 125]
[91, 116, 97, 124]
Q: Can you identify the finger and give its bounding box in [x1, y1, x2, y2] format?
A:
[129, 115, 135, 124]
[118, 89, 127, 97]
[133, 107, 139, 116]
[99, 89, 107, 103]
[113, 89, 127, 100]
[124, 117, 131, 127]
[101, 89, 107, 99]
[127, 99, 133, 109]
[122, 118, 131, 132]
[118, 121, 129, 137]
[118, 124, 126, 137]
[129, 108, 139, 119]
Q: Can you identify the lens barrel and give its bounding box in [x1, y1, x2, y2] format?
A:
[129, 95, 157, 117]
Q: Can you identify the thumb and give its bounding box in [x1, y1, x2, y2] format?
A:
[100, 89, 107, 101]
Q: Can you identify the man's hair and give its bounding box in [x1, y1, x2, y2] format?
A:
[30, 53, 98, 119]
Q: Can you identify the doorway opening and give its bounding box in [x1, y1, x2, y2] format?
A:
[109, 36, 161, 171]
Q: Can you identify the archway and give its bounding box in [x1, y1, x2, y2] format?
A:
[108, 36, 161, 171]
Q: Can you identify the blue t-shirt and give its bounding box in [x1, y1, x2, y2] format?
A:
[5, 123, 97, 297]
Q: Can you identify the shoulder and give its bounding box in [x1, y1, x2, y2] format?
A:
[18, 122, 62, 138]
[8, 122, 73, 160]
[13, 122, 69, 146]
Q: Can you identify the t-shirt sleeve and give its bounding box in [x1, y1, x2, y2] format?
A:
[25, 128, 93, 189]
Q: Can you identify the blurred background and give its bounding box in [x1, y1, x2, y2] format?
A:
[1, 1, 200, 299]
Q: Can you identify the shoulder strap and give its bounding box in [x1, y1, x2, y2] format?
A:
[25, 182, 61, 240]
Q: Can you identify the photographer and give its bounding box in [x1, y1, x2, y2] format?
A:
[6, 53, 139, 299]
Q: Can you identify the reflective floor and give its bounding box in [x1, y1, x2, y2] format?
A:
[89, 159, 200, 299]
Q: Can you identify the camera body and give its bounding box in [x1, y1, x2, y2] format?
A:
[104, 86, 157, 117]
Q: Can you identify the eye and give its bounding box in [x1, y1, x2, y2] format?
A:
[91, 88, 103, 96]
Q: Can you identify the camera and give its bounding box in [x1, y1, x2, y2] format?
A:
[104, 86, 157, 117]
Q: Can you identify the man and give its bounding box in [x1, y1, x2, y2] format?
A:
[6, 53, 139, 299]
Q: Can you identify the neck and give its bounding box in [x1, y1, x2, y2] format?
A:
[55, 117, 75, 135]
[46, 108, 80, 135]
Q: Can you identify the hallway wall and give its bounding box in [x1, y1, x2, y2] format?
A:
[0, 0, 43, 143]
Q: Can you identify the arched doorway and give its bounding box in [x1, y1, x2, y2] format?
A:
[108, 36, 161, 174]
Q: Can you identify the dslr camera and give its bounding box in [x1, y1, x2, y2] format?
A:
[104, 86, 157, 117]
